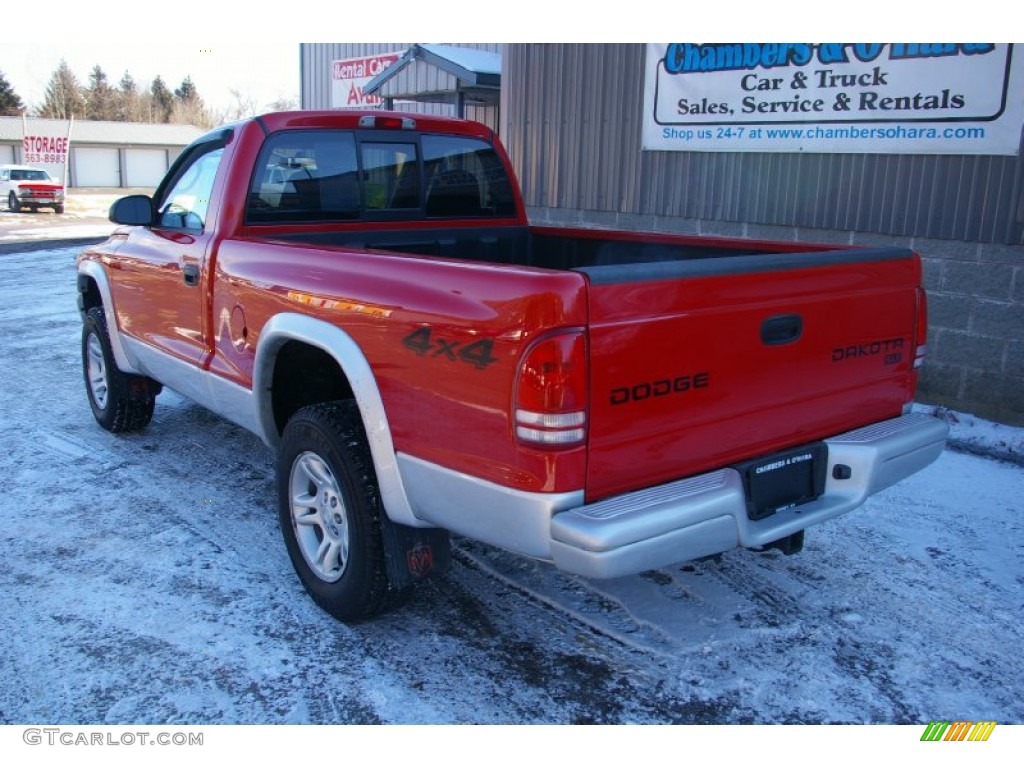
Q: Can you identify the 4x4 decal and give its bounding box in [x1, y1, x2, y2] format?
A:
[402, 327, 499, 370]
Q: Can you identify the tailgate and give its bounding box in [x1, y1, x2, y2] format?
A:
[582, 248, 922, 502]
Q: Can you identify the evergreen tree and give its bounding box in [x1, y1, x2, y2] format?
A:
[39, 59, 85, 119]
[85, 65, 118, 121]
[170, 75, 213, 128]
[150, 75, 174, 123]
[0, 70, 25, 116]
[117, 71, 145, 122]
[174, 76, 199, 105]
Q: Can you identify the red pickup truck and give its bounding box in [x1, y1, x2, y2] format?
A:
[77, 111, 948, 621]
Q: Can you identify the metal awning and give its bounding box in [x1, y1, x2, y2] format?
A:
[363, 44, 501, 117]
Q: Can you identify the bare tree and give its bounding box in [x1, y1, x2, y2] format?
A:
[169, 99, 214, 129]
[267, 96, 298, 112]
[212, 88, 260, 124]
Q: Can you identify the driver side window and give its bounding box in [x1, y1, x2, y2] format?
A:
[158, 148, 224, 230]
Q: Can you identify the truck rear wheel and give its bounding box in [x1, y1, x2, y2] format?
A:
[82, 306, 157, 432]
[277, 400, 391, 622]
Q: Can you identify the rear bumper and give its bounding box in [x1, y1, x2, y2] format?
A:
[549, 413, 948, 578]
[397, 412, 948, 579]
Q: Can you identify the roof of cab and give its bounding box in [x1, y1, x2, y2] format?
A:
[253, 110, 494, 141]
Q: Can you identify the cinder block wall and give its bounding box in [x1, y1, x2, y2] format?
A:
[916, 240, 1024, 425]
[527, 205, 1024, 426]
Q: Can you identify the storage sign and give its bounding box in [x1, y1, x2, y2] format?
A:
[331, 53, 401, 109]
[23, 135, 69, 165]
[642, 43, 1024, 154]
[21, 118, 72, 185]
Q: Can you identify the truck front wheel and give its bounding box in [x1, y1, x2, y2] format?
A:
[8, 192, 20, 212]
[82, 307, 157, 432]
[277, 401, 391, 622]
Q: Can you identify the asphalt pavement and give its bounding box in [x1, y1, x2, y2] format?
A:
[0, 188, 145, 253]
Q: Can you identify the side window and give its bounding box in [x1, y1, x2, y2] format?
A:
[422, 135, 516, 218]
[158, 147, 224, 230]
[247, 131, 360, 223]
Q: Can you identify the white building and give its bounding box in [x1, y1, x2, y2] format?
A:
[0, 117, 203, 188]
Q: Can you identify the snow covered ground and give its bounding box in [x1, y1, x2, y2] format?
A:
[0, 190, 122, 243]
[0, 245, 1021, 725]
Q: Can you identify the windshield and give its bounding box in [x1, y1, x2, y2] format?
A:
[10, 170, 53, 182]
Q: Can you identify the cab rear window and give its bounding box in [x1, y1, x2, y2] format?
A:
[246, 130, 516, 223]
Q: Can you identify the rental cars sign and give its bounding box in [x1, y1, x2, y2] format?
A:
[331, 53, 401, 109]
[642, 43, 1024, 154]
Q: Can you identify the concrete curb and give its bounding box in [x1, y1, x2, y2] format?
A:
[946, 439, 1024, 468]
[0, 237, 107, 255]
[916, 404, 1024, 468]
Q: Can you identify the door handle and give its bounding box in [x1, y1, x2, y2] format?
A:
[762, 314, 803, 345]
[182, 263, 200, 287]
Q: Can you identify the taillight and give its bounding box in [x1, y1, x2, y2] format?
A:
[914, 289, 928, 369]
[514, 330, 587, 447]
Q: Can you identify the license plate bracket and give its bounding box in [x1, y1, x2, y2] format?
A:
[734, 443, 828, 521]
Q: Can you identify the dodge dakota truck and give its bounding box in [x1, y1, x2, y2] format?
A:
[77, 111, 948, 621]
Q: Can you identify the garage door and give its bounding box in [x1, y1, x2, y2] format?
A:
[0, 144, 13, 165]
[125, 149, 167, 188]
[73, 147, 120, 187]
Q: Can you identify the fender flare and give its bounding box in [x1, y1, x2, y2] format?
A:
[254, 313, 423, 528]
[76, 261, 141, 375]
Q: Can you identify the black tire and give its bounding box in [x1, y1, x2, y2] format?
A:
[54, 204, 64, 214]
[82, 306, 157, 432]
[277, 400, 392, 622]
[8, 192, 20, 212]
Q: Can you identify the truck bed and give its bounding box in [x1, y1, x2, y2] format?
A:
[258, 221, 871, 273]
[250, 222, 921, 502]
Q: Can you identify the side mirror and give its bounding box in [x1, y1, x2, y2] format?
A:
[109, 195, 155, 226]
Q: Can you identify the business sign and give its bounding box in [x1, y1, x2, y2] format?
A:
[21, 118, 72, 185]
[330, 53, 401, 109]
[643, 43, 1024, 154]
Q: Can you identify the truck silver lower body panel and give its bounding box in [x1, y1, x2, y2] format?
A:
[398, 413, 949, 578]
[550, 413, 949, 578]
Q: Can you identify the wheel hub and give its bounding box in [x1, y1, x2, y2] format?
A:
[86, 332, 109, 409]
[289, 451, 349, 582]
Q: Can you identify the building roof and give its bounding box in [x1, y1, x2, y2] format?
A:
[364, 44, 501, 104]
[416, 44, 501, 77]
[0, 117, 204, 147]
